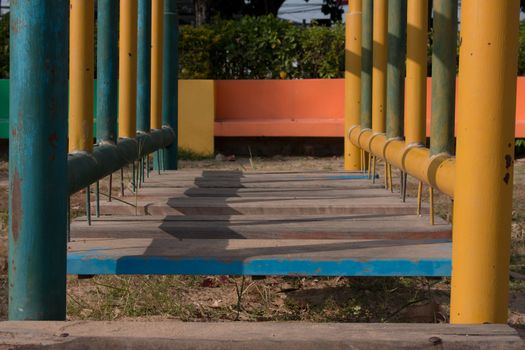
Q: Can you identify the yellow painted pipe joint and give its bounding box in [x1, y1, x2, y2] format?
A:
[348, 125, 455, 196]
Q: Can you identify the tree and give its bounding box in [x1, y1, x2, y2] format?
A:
[196, 0, 286, 22]
[192, 0, 348, 25]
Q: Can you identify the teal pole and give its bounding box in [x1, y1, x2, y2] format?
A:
[137, 0, 152, 133]
[386, 0, 407, 139]
[96, 0, 119, 143]
[9, 0, 69, 320]
[361, 0, 373, 129]
[161, 0, 179, 170]
[430, 0, 457, 155]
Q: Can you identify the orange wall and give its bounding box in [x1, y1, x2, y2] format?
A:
[215, 78, 525, 138]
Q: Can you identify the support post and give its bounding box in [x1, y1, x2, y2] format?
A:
[151, 0, 164, 131]
[430, 0, 457, 156]
[69, 0, 94, 152]
[360, 0, 373, 130]
[372, 0, 387, 133]
[450, 0, 520, 324]
[9, 0, 69, 320]
[137, 0, 152, 133]
[118, 0, 139, 138]
[161, 0, 179, 170]
[344, 0, 362, 171]
[405, 0, 428, 145]
[386, 0, 406, 139]
[97, 0, 119, 144]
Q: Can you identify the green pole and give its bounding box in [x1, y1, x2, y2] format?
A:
[161, 0, 179, 170]
[137, 0, 152, 133]
[96, 0, 119, 143]
[361, 0, 373, 130]
[430, 0, 457, 155]
[9, 0, 69, 320]
[386, 0, 407, 139]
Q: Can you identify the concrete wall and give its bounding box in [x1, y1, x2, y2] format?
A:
[0, 80, 215, 155]
[1, 78, 525, 147]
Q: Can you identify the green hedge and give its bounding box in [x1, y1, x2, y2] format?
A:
[179, 16, 345, 79]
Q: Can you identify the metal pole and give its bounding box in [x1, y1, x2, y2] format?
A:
[152, 0, 164, 173]
[95, 180, 100, 217]
[450, 0, 520, 324]
[344, 0, 362, 171]
[69, 0, 94, 153]
[118, 0, 139, 139]
[386, 0, 406, 140]
[430, 0, 457, 156]
[96, 0, 119, 144]
[151, 0, 164, 131]
[361, 0, 373, 130]
[161, 0, 179, 170]
[9, 0, 69, 320]
[372, 0, 387, 134]
[108, 173, 113, 202]
[405, 0, 428, 146]
[137, 0, 152, 133]
[86, 186, 92, 226]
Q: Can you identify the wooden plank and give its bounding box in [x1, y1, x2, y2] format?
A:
[126, 187, 395, 199]
[94, 195, 431, 216]
[1, 321, 522, 349]
[71, 214, 450, 240]
[67, 237, 452, 276]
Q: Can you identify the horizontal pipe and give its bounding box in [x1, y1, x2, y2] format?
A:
[349, 125, 455, 197]
[68, 127, 175, 195]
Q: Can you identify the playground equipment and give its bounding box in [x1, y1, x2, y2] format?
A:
[344, 0, 519, 324]
[6, 0, 520, 328]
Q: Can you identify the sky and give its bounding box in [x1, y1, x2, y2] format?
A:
[278, 0, 349, 24]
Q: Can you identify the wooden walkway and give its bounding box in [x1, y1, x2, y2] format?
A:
[68, 170, 452, 276]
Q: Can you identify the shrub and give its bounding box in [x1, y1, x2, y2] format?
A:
[179, 16, 345, 79]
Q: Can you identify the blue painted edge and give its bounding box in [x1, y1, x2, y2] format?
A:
[67, 255, 451, 277]
[324, 174, 379, 180]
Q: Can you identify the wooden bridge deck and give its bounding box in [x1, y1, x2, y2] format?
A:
[68, 170, 452, 276]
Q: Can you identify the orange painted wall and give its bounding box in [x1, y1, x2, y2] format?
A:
[215, 78, 525, 138]
[215, 79, 344, 137]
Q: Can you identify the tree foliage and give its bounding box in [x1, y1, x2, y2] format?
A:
[179, 15, 345, 79]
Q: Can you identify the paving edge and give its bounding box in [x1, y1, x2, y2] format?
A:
[0, 321, 523, 350]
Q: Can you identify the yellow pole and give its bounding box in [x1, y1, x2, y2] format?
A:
[450, 0, 520, 324]
[372, 0, 387, 133]
[405, 0, 428, 145]
[118, 0, 139, 138]
[150, 0, 164, 130]
[345, 0, 363, 171]
[69, 0, 94, 152]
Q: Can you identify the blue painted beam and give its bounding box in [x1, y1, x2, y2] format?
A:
[67, 255, 451, 277]
[9, 0, 69, 320]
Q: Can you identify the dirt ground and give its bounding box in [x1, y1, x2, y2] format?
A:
[0, 155, 523, 333]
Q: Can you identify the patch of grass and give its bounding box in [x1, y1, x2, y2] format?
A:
[67, 275, 199, 320]
[178, 147, 214, 161]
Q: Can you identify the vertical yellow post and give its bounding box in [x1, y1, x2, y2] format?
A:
[119, 0, 139, 138]
[372, 0, 387, 133]
[69, 0, 94, 152]
[405, 0, 428, 145]
[450, 0, 520, 324]
[151, 0, 164, 130]
[345, 0, 362, 171]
